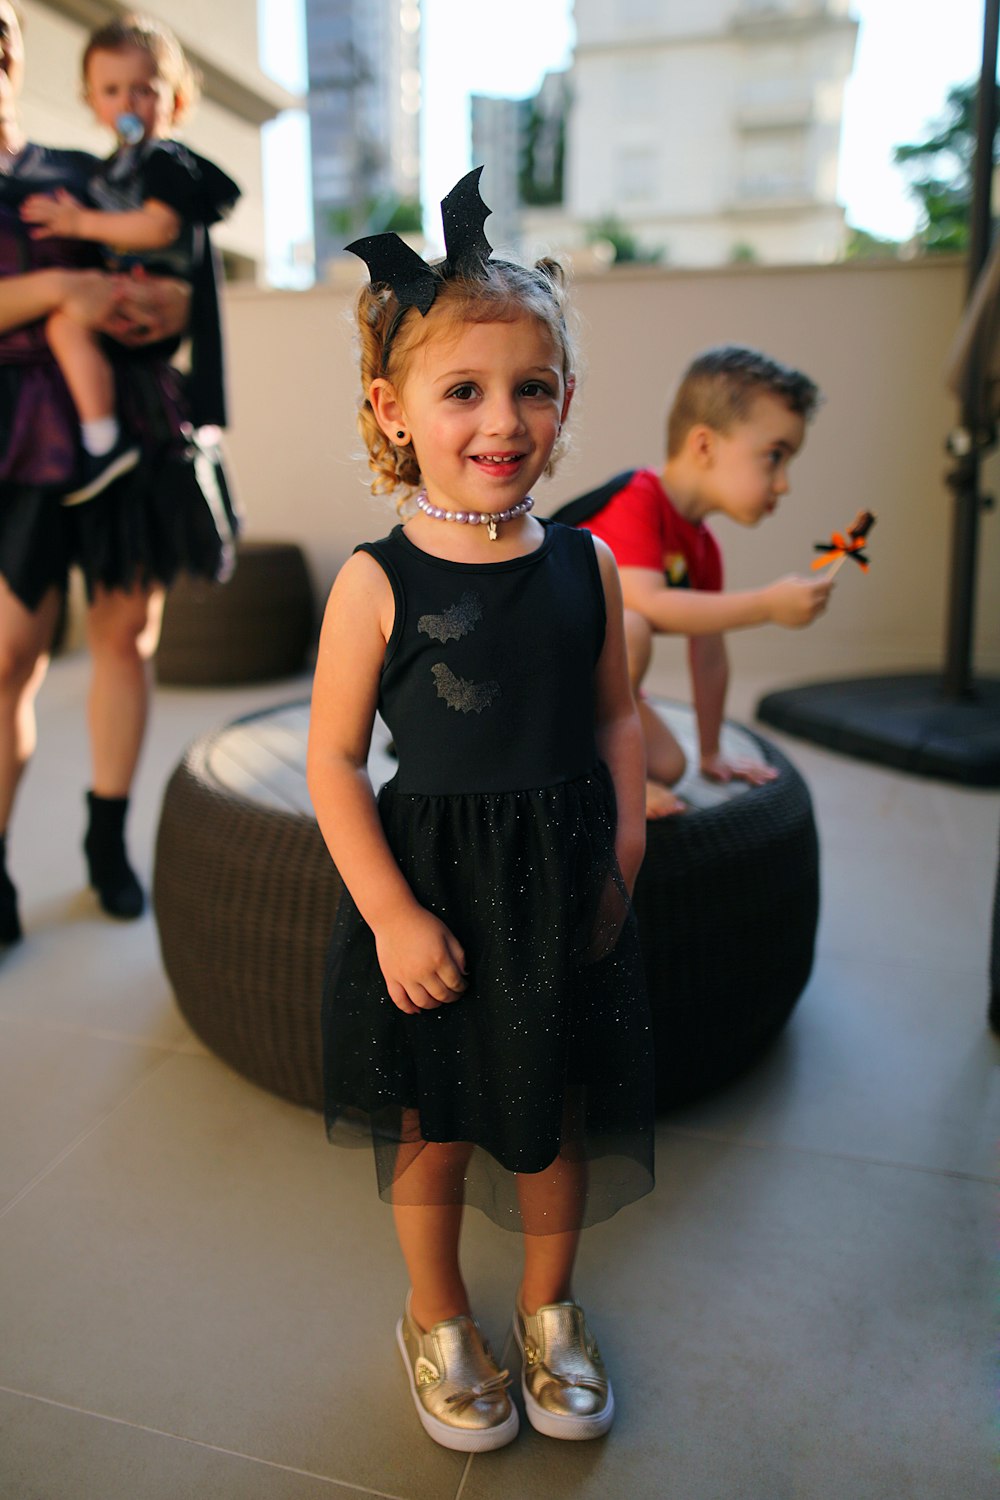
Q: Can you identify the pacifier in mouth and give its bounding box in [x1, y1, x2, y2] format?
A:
[116, 113, 144, 145]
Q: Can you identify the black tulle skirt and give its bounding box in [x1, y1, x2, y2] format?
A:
[0, 357, 238, 612]
[322, 763, 655, 1234]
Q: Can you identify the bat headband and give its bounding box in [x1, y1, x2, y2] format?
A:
[347, 166, 551, 370]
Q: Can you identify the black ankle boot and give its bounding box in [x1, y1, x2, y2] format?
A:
[83, 792, 144, 920]
[0, 833, 22, 946]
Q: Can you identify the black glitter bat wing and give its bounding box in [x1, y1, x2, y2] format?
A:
[440, 166, 494, 276]
[431, 663, 500, 714]
[344, 232, 437, 315]
[417, 592, 484, 643]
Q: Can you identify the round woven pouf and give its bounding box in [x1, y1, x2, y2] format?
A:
[153, 699, 818, 1113]
[636, 722, 819, 1110]
[155, 540, 315, 686]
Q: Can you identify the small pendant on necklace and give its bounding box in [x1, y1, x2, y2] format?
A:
[487, 517, 498, 541]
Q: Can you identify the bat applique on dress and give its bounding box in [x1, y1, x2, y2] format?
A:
[418, 592, 484, 643]
[431, 662, 501, 714]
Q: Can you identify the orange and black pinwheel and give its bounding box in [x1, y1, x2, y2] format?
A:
[812, 509, 877, 573]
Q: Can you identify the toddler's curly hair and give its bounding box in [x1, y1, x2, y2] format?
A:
[82, 12, 200, 124]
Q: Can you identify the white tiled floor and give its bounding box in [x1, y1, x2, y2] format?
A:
[1, 650, 998, 1499]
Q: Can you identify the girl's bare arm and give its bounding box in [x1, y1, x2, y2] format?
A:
[306, 551, 466, 1014]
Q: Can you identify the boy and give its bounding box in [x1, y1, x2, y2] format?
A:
[555, 345, 831, 816]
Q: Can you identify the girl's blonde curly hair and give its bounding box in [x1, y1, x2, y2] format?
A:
[355, 255, 577, 510]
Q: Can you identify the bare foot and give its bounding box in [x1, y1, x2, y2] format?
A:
[646, 779, 686, 818]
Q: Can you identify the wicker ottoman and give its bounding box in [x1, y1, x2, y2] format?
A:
[155, 540, 315, 686]
[153, 700, 818, 1113]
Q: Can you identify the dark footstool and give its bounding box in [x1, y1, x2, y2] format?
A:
[155, 540, 315, 686]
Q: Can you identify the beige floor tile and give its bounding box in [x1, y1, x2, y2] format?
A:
[462, 1136, 998, 1500]
[0, 1018, 174, 1209]
[0, 1388, 382, 1500]
[0, 910, 193, 1046]
[0, 1049, 515, 1500]
[665, 953, 1000, 1178]
[2, 648, 996, 1499]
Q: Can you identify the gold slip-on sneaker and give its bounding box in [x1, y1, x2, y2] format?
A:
[513, 1298, 615, 1439]
[397, 1294, 519, 1452]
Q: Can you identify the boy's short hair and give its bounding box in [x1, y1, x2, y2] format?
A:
[666, 344, 821, 457]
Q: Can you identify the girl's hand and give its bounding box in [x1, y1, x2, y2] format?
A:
[374, 906, 468, 1015]
[21, 189, 85, 239]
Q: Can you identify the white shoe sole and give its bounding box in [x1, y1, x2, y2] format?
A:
[513, 1316, 615, 1440]
[62, 447, 140, 506]
[396, 1317, 520, 1452]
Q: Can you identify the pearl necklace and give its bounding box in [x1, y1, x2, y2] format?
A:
[415, 492, 534, 542]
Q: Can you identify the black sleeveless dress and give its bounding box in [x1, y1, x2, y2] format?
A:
[321, 521, 655, 1233]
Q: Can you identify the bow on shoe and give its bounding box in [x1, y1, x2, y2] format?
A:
[444, 1368, 513, 1412]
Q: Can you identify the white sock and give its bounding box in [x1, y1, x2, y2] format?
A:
[81, 418, 119, 457]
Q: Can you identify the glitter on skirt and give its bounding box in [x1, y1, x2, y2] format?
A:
[321, 522, 655, 1234]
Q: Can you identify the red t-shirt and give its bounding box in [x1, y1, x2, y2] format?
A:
[578, 468, 723, 591]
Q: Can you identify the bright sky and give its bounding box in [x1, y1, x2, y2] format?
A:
[259, 0, 991, 284]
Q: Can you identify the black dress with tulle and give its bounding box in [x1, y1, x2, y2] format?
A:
[0, 143, 238, 611]
[321, 521, 655, 1233]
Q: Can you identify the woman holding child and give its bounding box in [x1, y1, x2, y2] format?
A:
[0, 1, 236, 945]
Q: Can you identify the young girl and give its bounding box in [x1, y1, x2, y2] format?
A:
[307, 169, 655, 1453]
[19, 13, 239, 504]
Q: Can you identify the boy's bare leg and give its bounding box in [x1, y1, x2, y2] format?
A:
[47, 307, 116, 424]
[623, 608, 686, 817]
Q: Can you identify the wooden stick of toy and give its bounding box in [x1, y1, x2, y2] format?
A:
[812, 509, 877, 578]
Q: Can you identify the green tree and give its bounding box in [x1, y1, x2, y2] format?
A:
[844, 225, 903, 260]
[327, 195, 423, 242]
[586, 215, 663, 266]
[893, 79, 1000, 253]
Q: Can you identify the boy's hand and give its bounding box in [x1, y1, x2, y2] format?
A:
[21, 189, 85, 240]
[701, 751, 778, 786]
[764, 574, 833, 628]
[374, 905, 468, 1015]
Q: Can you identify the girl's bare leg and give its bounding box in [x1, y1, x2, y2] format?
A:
[393, 1138, 474, 1330]
[517, 1150, 587, 1311]
[623, 607, 687, 817]
[0, 580, 62, 832]
[47, 308, 116, 424]
[85, 583, 164, 796]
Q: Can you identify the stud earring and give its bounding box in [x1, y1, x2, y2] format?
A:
[396, 430, 407, 442]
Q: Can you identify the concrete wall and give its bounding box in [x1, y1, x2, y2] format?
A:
[221, 253, 1000, 687]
